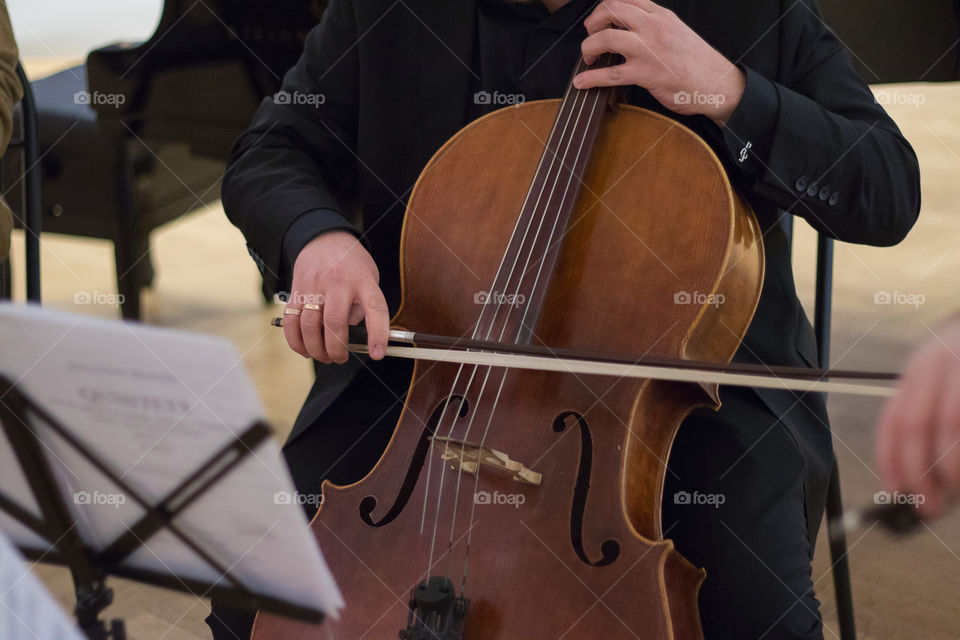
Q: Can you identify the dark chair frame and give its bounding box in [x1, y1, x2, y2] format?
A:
[782, 216, 854, 640]
[1, 62, 42, 302]
[814, 238, 858, 640]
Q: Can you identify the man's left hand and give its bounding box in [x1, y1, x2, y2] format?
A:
[575, 0, 745, 127]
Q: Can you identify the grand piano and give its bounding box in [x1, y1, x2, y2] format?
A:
[86, 0, 328, 159]
[6, 0, 326, 318]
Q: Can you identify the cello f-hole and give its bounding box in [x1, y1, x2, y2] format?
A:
[554, 411, 620, 567]
[359, 395, 470, 527]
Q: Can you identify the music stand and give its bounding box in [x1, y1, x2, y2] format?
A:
[0, 375, 326, 639]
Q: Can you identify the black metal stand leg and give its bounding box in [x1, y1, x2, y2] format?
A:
[0, 378, 125, 640]
[79, 621, 127, 640]
[75, 578, 126, 640]
[825, 462, 856, 640]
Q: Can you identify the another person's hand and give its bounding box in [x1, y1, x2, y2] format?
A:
[575, 0, 745, 127]
[876, 317, 960, 518]
[283, 231, 390, 364]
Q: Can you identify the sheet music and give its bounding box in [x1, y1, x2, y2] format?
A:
[0, 303, 343, 617]
[0, 528, 85, 640]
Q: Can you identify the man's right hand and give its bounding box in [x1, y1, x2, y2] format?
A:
[283, 231, 390, 364]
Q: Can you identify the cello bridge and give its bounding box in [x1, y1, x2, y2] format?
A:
[432, 436, 542, 486]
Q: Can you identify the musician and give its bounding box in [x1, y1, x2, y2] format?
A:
[877, 315, 960, 520]
[220, 0, 921, 638]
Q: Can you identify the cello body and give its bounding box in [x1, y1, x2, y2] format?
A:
[252, 97, 764, 639]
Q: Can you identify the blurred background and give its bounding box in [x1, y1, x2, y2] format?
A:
[9, 0, 162, 63]
[2, 1, 960, 639]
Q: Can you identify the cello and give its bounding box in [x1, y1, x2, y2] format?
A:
[255, 52, 768, 638]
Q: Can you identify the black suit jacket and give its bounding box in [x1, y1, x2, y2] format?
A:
[223, 0, 921, 538]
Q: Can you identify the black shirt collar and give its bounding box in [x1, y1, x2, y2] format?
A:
[481, 0, 598, 30]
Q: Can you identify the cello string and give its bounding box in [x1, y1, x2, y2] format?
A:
[419, 60, 591, 583]
[442, 61, 607, 587]
[425, 59, 597, 585]
[456, 80, 603, 569]
[472, 57, 609, 370]
[428, 68, 593, 584]
[443, 80, 597, 580]
[417, 64, 582, 543]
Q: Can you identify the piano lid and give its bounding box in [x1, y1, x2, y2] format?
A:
[85, 0, 326, 159]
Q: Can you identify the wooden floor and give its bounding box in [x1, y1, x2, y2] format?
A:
[8, 59, 960, 639]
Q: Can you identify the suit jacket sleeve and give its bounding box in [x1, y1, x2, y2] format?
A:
[221, 0, 360, 294]
[717, 0, 921, 246]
